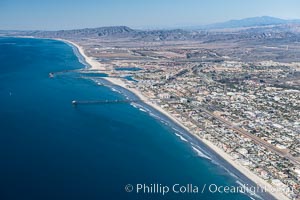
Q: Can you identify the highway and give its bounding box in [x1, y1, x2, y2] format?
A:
[197, 106, 300, 167]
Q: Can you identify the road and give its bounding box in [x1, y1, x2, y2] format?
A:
[198, 106, 300, 167]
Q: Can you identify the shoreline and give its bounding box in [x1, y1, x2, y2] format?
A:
[55, 38, 106, 71]
[62, 38, 289, 200]
[103, 77, 287, 200]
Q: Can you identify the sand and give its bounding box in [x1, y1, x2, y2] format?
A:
[56, 38, 106, 71]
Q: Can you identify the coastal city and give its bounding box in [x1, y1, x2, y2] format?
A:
[131, 60, 300, 199]
[2, 1, 300, 199]
[66, 30, 300, 199]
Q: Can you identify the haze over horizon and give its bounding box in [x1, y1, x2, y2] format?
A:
[1, 0, 300, 30]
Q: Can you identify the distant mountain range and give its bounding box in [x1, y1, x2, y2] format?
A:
[2, 16, 300, 41]
[21, 26, 197, 41]
[38, 26, 136, 37]
[198, 16, 300, 30]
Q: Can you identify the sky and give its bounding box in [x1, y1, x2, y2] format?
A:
[1, 0, 300, 30]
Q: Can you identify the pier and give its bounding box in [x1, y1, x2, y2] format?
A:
[72, 99, 143, 105]
[48, 69, 84, 78]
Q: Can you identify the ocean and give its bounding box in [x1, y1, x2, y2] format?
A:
[0, 37, 269, 200]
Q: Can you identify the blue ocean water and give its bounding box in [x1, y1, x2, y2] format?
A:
[0, 38, 260, 200]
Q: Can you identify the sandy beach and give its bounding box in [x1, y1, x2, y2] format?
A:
[56, 38, 106, 71]
[66, 39, 290, 200]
